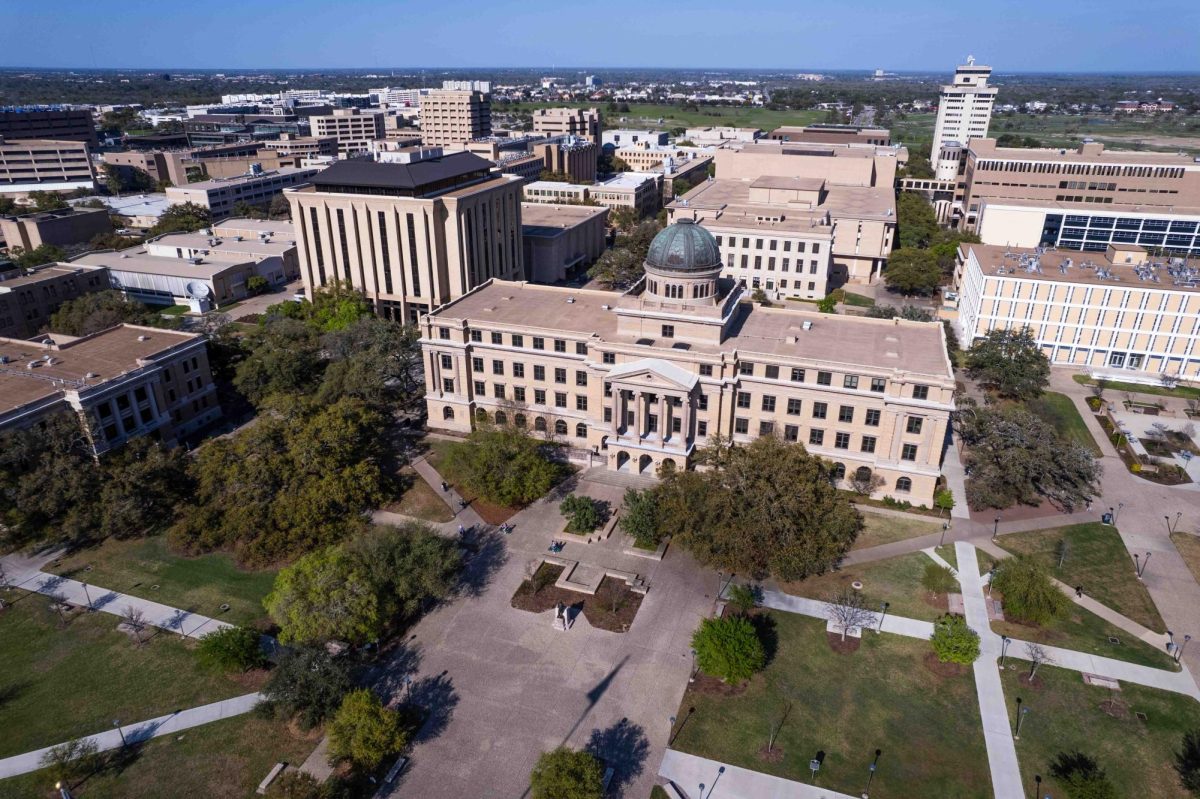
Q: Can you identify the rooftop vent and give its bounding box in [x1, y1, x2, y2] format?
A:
[801, 320, 813, 331]
[137, 335, 149, 342]
[566, 297, 576, 304]
[85, 371, 98, 379]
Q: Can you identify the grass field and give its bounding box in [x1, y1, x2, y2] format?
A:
[1171, 532, 1200, 585]
[1026, 392, 1102, 456]
[991, 601, 1175, 671]
[671, 612, 990, 798]
[0, 593, 261, 758]
[935, 545, 958, 571]
[0, 715, 318, 799]
[500, 101, 825, 133]
[853, 509, 942, 550]
[997, 522, 1165, 632]
[1000, 664, 1200, 798]
[1072, 373, 1200, 401]
[779, 552, 949, 623]
[382, 465, 455, 523]
[50, 537, 277, 629]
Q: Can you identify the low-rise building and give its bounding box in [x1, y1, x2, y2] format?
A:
[525, 173, 661, 218]
[768, 125, 892, 146]
[165, 166, 321, 219]
[682, 126, 762, 146]
[0, 325, 221, 452]
[521, 203, 608, 283]
[714, 139, 901, 189]
[531, 108, 601, 141]
[950, 243, 1200, 385]
[655, 154, 713, 202]
[614, 141, 712, 173]
[421, 220, 954, 501]
[0, 206, 111, 251]
[71, 193, 170, 230]
[144, 218, 300, 287]
[0, 262, 109, 339]
[67, 248, 253, 310]
[262, 133, 340, 160]
[601, 129, 668, 151]
[0, 137, 95, 195]
[533, 136, 598, 184]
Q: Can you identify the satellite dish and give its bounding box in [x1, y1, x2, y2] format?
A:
[185, 281, 211, 300]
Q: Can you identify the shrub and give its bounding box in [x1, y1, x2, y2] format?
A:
[197, 626, 266, 672]
[618, 488, 661, 548]
[1179, 728, 1200, 795]
[726, 583, 758, 614]
[691, 614, 766, 683]
[246, 275, 270, 296]
[930, 614, 981, 664]
[560, 495, 601, 534]
[991, 555, 1068, 625]
[921, 563, 958, 595]
[1049, 751, 1117, 799]
[261, 646, 353, 730]
[327, 689, 409, 771]
[529, 747, 604, 799]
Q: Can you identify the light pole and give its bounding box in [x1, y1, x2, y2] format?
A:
[1015, 705, 1030, 740]
[1116, 502, 1124, 523]
[689, 648, 697, 683]
[862, 749, 881, 799]
[878, 602, 889, 632]
[55, 781, 72, 799]
[993, 517, 1000, 541]
[113, 719, 126, 748]
[987, 566, 997, 599]
[1166, 515, 1174, 534]
[1000, 636, 1011, 670]
[80, 582, 92, 611]
[1135, 552, 1152, 579]
[1034, 775, 1042, 798]
[1177, 634, 1193, 664]
[940, 522, 949, 548]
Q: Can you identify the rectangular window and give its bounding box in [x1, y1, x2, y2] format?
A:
[901, 444, 918, 461]
[554, 368, 567, 384]
[575, 371, 587, 387]
[535, 389, 546, 404]
[907, 417, 923, 435]
[576, 396, 588, 411]
[913, 385, 930, 400]
[870, 377, 887, 393]
[512, 334, 524, 348]
[700, 364, 713, 376]
[492, 360, 504, 376]
[784, 424, 799, 442]
[739, 362, 754, 376]
[861, 435, 877, 453]
[554, 339, 566, 353]
[844, 375, 859, 390]
[809, 429, 824, 446]
[555, 392, 567, 408]
[576, 342, 587, 355]
[470, 330, 482, 342]
[764, 365, 779, 380]
[533, 337, 545, 350]
[761, 395, 776, 412]
[737, 391, 751, 408]
[491, 332, 503, 345]
[514, 386, 526, 402]
[698, 421, 708, 437]
[472, 357, 484, 372]
[473, 380, 485, 395]
[790, 368, 805, 383]
[661, 324, 675, 339]
[735, 417, 749, 434]
[442, 378, 454, 393]
[438, 327, 450, 340]
[865, 409, 881, 427]
[817, 371, 832, 386]
[786, 398, 802, 415]
[838, 405, 854, 423]
[493, 384, 505, 399]
[759, 421, 775, 436]
[834, 432, 850, 449]
[603, 352, 615, 364]
[812, 402, 827, 419]
[698, 394, 709, 411]
[440, 354, 453, 370]
[513, 363, 525, 378]
[534, 365, 546, 381]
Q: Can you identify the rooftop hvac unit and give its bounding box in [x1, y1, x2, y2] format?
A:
[801, 320, 813, 331]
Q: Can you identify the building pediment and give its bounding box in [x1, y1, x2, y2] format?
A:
[606, 358, 699, 392]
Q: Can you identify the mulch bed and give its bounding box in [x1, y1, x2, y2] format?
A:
[688, 673, 748, 697]
[757, 745, 784, 763]
[510, 565, 643, 633]
[1017, 672, 1045, 689]
[923, 592, 951, 612]
[826, 631, 861, 654]
[923, 651, 969, 678]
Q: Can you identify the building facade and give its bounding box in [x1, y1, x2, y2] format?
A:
[262, 133, 340, 159]
[521, 203, 608, 283]
[0, 263, 109, 339]
[0, 108, 97, 146]
[533, 136, 598, 183]
[419, 90, 492, 148]
[165, 166, 320, 219]
[531, 108, 601, 141]
[285, 153, 524, 323]
[768, 125, 891, 146]
[0, 137, 95, 195]
[0, 206, 111, 251]
[932, 56, 996, 179]
[421, 221, 954, 501]
[311, 109, 386, 156]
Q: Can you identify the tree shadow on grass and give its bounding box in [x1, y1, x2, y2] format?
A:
[0, 680, 29, 711]
[749, 612, 779, 668]
[584, 717, 650, 797]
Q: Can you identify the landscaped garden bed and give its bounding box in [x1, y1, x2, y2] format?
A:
[510, 563, 643, 633]
[1097, 415, 1191, 485]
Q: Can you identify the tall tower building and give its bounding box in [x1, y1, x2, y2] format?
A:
[418, 90, 492, 148]
[931, 56, 997, 179]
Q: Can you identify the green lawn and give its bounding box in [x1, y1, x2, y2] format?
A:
[649, 787, 670, 799]
[935, 545, 958, 571]
[50, 536, 277, 628]
[0, 593, 261, 758]
[1000, 664, 1200, 798]
[830, 288, 875, 308]
[997, 522, 1165, 632]
[1026, 392, 1102, 456]
[1171, 532, 1200, 585]
[991, 602, 1175, 671]
[672, 612, 990, 798]
[1072, 373, 1200, 401]
[0, 715, 317, 799]
[780, 552, 950, 623]
[853, 509, 942, 550]
[382, 465, 454, 523]
[502, 101, 824, 133]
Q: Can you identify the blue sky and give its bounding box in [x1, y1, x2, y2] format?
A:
[4, 0, 1199, 72]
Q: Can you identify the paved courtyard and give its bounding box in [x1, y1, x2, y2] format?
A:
[380, 468, 715, 799]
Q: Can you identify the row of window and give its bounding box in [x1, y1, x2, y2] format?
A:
[727, 253, 822, 273]
[463, 355, 589, 387]
[714, 235, 821, 254]
[731, 419, 920, 460]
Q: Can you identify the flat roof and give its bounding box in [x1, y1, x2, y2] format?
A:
[69, 248, 248, 279]
[0, 264, 102, 290]
[149, 231, 294, 260]
[427, 280, 950, 377]
[310, 152, 492, 191]
[0, 325, 200, 416]
[674, 178, 895, 220]
[965, 243, 1200, 292]
[178, 167, 318, 191]
[980, 197, 1200, 217]
[521, 203, 607, 237]
[597, 172, 660, 189]
[970, 139, 1200, 168]
[750, 176, 826, 192]
[212, 218, 296, 237]
[721, 140, 880, 160]
[70, 193, 170, 218]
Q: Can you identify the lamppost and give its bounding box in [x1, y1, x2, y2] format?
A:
[878, 602, 889, 632]
[940, 522, 949, 548]
[987, 567, 997, 599]
[1034, 775, 1042, 798]
[862, 749, 882, 799]
[113, 719, 126, 748]
[690, 647, 697, 683]
[1177, 634, 1193, 664]
[80, 582, 92, 611]
[668, 715, 675, 742]
[993, 517, 1000, 541]
[1015, 704, 1030, 740]
[1000, 636, 1011, 670]
[1166, 515, 1174, 534]
[55, 781, 72, 799]
[1135, 552, 1152, 580]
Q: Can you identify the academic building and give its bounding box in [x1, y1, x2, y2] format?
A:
[285, 151, 525, 322]
[418, 90, 492, 148]
[950, 242, 1200, 384]
[422, 221, 955, 502]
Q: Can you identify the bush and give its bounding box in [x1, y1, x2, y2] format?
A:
[991, 555, 1068, 625]
[1049, 751, 1117, 799]
[560, 494, 601, 534]
[691, 614, 766, 684]
[327, 689, 409, 770]
[261, 647, 353, 730]
[529, 747, 604, 799]
[196, 626, 266, 672]
[443, 427, 566, 507]
[930, 614, 981, 664]
[921, 563, 958, 595]
[726, 583, 758, 614]
[618, 488, 661, 548]
[247, 275, 270, 296]
[1178, 728, 1200, 795]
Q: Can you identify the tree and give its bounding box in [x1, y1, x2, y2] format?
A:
[609, 206, 638, 231]
[896, 191, 940, 249]
[922, 563, 957, 595]
[317, 316, 423, 409]
[726, 583, 759, 614]
[586, 246, 642, 289]
[232, 316, 322, 405]
[264, 546, 380, 645]
[47, 290, 170, 336]
[261, 646, 353, 730]
[1049, 751, 1117, 799]
[101, 162, 155, 194]
[442, 426, 566, 507]
[342, 523, 461, 624]
[233, 200, 268, 219]
[327, 689, 409, 770]
[27, 190, 68, 212]
[884, 248, 941, 296]
[965, 327, 1051, 400]
[148, 202, 211, 236]
[991, 556, 1068, 625]
[958, 404, 1100, 512]
[121, 605, 148, 646]
[560, 494, 601, 534]
[197, 626, 266, 671]
[7, 243, 67, 269]
[826, 588, 876, 641]
[269, 193, 292, 220]
[1176, 728, 1200, 794]
[529, 747, 605, 799]
[40, 738, 100, 785]
[657, 436, 861, 581]
[1025, 641, 1053, 680]
[934, 488, 955, 516]
[692, 615, 766, 683]
[867, 304, 935, 322]
[848, 469, 885, 496]
[246, 275, 269, 296]
[618, 488, 661, 548]
[930, 614, 980, 664]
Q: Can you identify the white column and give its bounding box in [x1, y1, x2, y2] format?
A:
[656, 394, 666, 445]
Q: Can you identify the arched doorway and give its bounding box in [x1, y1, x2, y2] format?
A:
[616, 451, 631, 472]
[495, 411, 507, 425]
[442, 406, 455, 420]
[831, 462, 846, 482]
[638, 454, 654, 474]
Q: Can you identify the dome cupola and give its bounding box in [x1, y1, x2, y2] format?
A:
[642, 219, 723, 305]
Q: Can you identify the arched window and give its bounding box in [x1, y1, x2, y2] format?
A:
[855, 466, 872, 483]
[534, 417, 547, 432]
[575, 423, 587, 438]
[555, 419, 568, 436]
[495, 411, 507, 425]
[475, 408, 488, 422]
[831, 463, 846, 481]
[442, 406, 455, 420]
[514, 414, 526, 428]
[896, 477, 912, 493]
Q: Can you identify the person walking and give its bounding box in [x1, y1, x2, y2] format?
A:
[1075, 585, 1084, 598]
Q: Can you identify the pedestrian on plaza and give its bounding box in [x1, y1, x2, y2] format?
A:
[441, 481, 449, 493]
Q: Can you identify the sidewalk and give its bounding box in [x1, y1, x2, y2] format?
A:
[0, 693, 263, 779]
[659, 749, 858, 799]
[757, 588, 934, 640]
[409, 455, 486, 530]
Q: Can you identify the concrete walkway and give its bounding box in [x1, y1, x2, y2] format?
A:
[1, 558, 230, 639]
[757, 589, 935, 640]
[0, 693, 263, 779]
[410, 454, 486, 531]
[658, 749, 858, 799]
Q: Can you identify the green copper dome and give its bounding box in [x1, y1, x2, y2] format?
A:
[644, 219, 721, 274]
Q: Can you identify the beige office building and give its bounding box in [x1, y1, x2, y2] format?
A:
[312, 109, 387, 156]
[1, 206, 111, 251]
[950, 243, 1200, 384]
[421, 221, 954, 502]
[615, 142, 710, 173]
[521, 203, 608, 283]
[533, 136, 598, 183]
[531, 108, 601, 141]
[419, 90, 492, 148]
[714, 139, 900, 190]
[0, 137, 95, 194]
[166, 166, 320, 219]
[524, 172, 662, 219]
[262, 133, 340, 160]
[769, 125, 891, 146]
[932, 57, 997, 179]
[285, 152, 524, 323]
